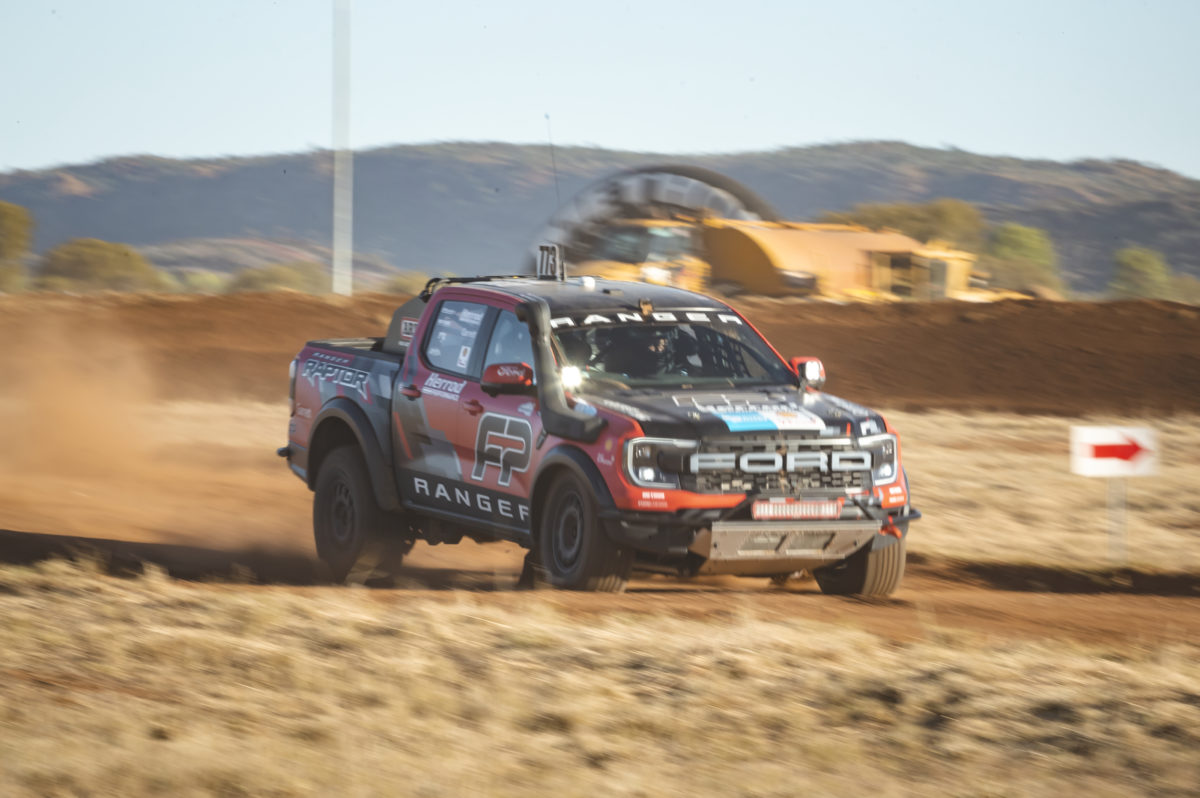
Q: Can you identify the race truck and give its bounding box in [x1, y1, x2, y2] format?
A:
[280, 257, 920, 594]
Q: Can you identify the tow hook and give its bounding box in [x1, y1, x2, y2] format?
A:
[880, 521, 903, 538]
[276, 446, 291, 458]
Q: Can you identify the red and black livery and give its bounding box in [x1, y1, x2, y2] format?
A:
[282, 273, 920, 594]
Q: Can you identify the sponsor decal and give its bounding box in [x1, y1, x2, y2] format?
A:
[307, 350, 354, 366]
[636, 490, 668, 509]
[596, 453, 615, 466]
[470, 413, 533, 487]
[550, 311, 743, 329]
[302, 358, 370, 400]
[422, 373, 467, 400]
[671, 392, 826, 432]
[516, 401, 535, 417]
[820, 393, 873, 417]
[295, 406, 313, 419]
[591, 396, 652, 422]
[456, 345, 471, 370]
[410, 475, 530, 523]
[496, 364, 528, 379]
[859, 418, 880, 435]
[689, 451, 871, 474]
[399, 317, 419, 341]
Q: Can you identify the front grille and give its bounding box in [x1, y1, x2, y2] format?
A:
[679, 433, 870, 496]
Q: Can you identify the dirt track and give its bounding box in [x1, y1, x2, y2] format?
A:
[0, 293, 1198, 649]
[2, 292, 1199, 413]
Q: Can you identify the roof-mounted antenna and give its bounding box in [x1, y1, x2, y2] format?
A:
[537, 244, 566, 281]
[545, 113, 561, 210]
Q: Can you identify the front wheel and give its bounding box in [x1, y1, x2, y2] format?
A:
[537, 472, 632, 592]
[313, 446, 408, 583]
[813, 536, 906, 597]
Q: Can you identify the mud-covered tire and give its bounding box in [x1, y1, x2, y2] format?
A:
[313, 446, 405, 583]
[537, 472, 632, 592]
[814, 536, 906, 597]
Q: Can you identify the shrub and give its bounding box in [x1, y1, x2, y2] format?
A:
[225, 261, 327, 293]
[37, 238, 170, 292]
[1108, 247, 1172, 299]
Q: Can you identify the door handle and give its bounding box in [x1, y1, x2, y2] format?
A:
[400, 384, 421, 400]
[464, 399, 484, 416]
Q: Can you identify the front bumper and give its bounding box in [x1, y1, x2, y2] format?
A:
[600, 500, 921, 572]
[689, 519, 884, 575]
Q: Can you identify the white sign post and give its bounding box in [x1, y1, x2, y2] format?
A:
[1070, 426, 1157, 565]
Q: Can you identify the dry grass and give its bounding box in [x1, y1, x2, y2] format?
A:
[0, 558, 1198, 798]
[892, 410, 1200, 571]
[4, 399, 1195, 572]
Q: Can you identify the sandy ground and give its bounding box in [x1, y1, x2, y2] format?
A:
[0, 293, 1196, 650]
[1, 395, 1196, 647]
[1, 294, 1199, 796]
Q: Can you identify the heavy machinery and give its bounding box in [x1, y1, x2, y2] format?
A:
[533, 165, 1009, 301]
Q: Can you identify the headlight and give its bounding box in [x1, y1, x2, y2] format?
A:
[561, 365, 583, 390]
[857, 433, 898, 486]
[624, 438, 698, 489]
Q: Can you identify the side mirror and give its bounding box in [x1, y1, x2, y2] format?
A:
[789, 356, 826, 390]
[481, 362, 535, 396]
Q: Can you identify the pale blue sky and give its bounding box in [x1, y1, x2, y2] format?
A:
[2, 0, 1198, 176]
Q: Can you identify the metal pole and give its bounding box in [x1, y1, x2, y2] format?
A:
[1107, 477, 1127, 566]
[331, 0, 353, 296]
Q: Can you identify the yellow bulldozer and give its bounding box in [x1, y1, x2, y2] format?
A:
[535, 165, 1018, 301]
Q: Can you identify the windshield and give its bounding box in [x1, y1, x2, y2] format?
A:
[592, 225, 694, 264]
[551, 312, 794, 389]
[643, 227, 693, 262]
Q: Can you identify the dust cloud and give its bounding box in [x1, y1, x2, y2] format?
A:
[0, 315, 312, 553]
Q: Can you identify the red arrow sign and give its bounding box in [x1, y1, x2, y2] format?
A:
[1090, 436, 1145, 461]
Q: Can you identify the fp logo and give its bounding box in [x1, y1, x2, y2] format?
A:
[471, 413, 533, 487]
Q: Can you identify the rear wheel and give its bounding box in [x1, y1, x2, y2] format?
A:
[313, 446, 408, 583]
[537, 472, 632, 592]
[814, 536, 906, 597]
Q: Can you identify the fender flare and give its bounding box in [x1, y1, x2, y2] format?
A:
[530, 445, 618, 536]
[308, 397, 401, 511]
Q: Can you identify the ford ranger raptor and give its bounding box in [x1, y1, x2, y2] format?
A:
[281, 268, 919, 594]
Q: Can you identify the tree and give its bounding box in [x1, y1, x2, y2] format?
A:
[225, 261, 327, 293]
[0, 200, 34, 292]
[978, 223, 1062, 293]
[1108, 247, 1172, 299]
[819, 198, 985, 251]
[37, 238, 169, 292]
[178, 270, 230, 294]
[1170, 273, 1200, 305]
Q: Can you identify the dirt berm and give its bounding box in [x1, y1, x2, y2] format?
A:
[2, 292, 1198, 415]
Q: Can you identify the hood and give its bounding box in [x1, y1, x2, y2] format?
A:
[581, 385, 887, 439]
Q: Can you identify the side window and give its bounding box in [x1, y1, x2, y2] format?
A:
[483, 311, 536, 379]
[423, 300, 489, 377]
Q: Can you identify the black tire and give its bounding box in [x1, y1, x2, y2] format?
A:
[537, 472, 632, 592]
[813, 536, 906, 597]
[313, 446, 406, 583]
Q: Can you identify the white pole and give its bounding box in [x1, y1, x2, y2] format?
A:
[331, 0, 353, 296]
[1107, 477, 1127, 566]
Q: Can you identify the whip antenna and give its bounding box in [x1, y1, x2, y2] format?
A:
[545, 113, 561, 209]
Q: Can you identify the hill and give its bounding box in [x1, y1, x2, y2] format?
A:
[2, 141, 1199, 291]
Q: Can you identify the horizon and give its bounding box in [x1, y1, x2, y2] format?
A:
[3, 0, 1199, 178]
[2, 137, 1193, 181]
